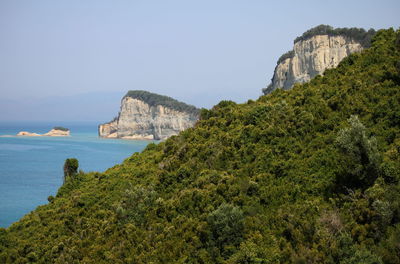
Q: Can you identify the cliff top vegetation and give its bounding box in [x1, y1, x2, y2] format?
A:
[124, 90, 200, 115]
[294, 24, 376, 47]
[275, 25, 376, 67]
[52, 126, 69, 131]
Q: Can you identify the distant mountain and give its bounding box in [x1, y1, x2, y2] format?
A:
[263, 25, 376, 94]
[99, 90, 199, 140]
[0, 91, 125, 122]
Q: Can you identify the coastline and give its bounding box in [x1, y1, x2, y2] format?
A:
[0, 123, 152, 227]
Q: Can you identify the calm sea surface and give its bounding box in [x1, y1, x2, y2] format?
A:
[0, 122, 152, 227]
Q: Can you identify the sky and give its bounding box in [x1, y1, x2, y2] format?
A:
[0, 0, 399, 122]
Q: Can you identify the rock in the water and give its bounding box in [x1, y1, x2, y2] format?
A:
[16, 131, 42, 137]
[99, 91, 199, 140]
[16, 128, 70, 137]
[43, 129, 70, 137]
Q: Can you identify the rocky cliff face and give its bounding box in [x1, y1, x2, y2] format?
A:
[99, 93, 199, 140]
[264, 35, 364, 94]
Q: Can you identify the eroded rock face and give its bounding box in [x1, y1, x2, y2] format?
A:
[98, 120, 118, 138]
[264, 35, 363, 93]
[99, 97, 199, 140]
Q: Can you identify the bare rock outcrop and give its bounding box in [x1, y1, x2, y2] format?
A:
[99, 91, 199, 140]
[263, 25, 375, 94]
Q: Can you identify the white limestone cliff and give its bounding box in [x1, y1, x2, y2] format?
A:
[264, 35, 364, 93]
[99, 96, 199, 140]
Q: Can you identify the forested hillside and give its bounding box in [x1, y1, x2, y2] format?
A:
[0, 29, 399, 263]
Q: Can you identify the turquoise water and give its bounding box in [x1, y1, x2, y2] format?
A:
[0, 122, 152, 227]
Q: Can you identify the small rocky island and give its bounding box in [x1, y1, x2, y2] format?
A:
[17, 127, 70, 137]
[99, 90, 199, 140]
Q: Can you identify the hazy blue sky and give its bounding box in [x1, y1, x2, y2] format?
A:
[0, 0, 399, 121]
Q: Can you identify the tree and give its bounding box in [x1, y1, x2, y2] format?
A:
[335, 116, 381, 190]
[207, 203, 244, 257]
[63, 158, 79, 183]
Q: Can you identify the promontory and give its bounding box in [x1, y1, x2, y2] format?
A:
[263, 25, 376, 94]
[99, 90, 200, 140]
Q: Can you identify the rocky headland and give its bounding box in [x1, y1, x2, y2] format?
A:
[99, 90, 200, 140]
[263, 25, 375, 94]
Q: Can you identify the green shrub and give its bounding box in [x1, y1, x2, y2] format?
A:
[63, 158, 79, 182]
[335, 116, 381, 190]
[47, 195, 55, 203]
[207, 203, 244, 256]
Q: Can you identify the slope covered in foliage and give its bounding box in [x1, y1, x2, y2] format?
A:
[0, 29, 399, 264]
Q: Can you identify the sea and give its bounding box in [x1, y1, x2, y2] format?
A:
[0, 121, 152, 228]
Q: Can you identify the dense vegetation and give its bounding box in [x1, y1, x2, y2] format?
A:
[294, 24, 376, 47]
[125, 90, 200, 115]
[0, 29, 399, 263]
